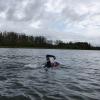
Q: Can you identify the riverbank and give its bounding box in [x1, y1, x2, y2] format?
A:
[0, 46, 100, 51]
[0, 31, 100, 50]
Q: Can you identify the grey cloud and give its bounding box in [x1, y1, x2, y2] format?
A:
[0, 0, 92, 22]
[0, 0, 40, 21]
[0, 0, 10, 12]
[5, 0, 45, 21]
[62, 7, 81, 22]
[23, 0, 43, 21]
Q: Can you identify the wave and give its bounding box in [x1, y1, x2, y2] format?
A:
[0, 95, 31, 100]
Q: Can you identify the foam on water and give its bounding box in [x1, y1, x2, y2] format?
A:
[24, 64, 38, 68]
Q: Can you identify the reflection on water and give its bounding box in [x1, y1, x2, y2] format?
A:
[0, 48, 100, 100]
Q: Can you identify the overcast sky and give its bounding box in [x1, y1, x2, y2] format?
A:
[0, 0, 100, 45]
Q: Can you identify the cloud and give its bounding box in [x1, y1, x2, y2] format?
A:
[30, 20, 42, 29]
[0, 0, 100, 45]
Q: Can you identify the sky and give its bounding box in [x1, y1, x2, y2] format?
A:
[0, 0, 100, 46]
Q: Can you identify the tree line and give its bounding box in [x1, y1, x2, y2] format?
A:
[0, 31, 99, 50]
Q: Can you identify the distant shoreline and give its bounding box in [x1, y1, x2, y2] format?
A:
[0, 46, 100, 51]
[0, 31, 100, 50]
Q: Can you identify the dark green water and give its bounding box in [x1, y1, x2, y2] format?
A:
[0, 48, 100, 100]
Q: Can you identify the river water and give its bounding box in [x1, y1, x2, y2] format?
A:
[0, 48, 100, 100]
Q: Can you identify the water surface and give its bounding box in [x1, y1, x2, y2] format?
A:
[0, 48, 100, 100]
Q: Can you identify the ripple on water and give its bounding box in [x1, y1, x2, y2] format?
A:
[0, 95, 31, 100]
[0, 76, 7, 81]
[68, 95, 85, 100]
[0, 49, 100, 100]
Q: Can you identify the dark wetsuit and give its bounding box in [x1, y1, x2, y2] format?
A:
[45, 61, 52, 68]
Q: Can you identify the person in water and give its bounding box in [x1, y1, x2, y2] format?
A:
[45, 54, 57, 68]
